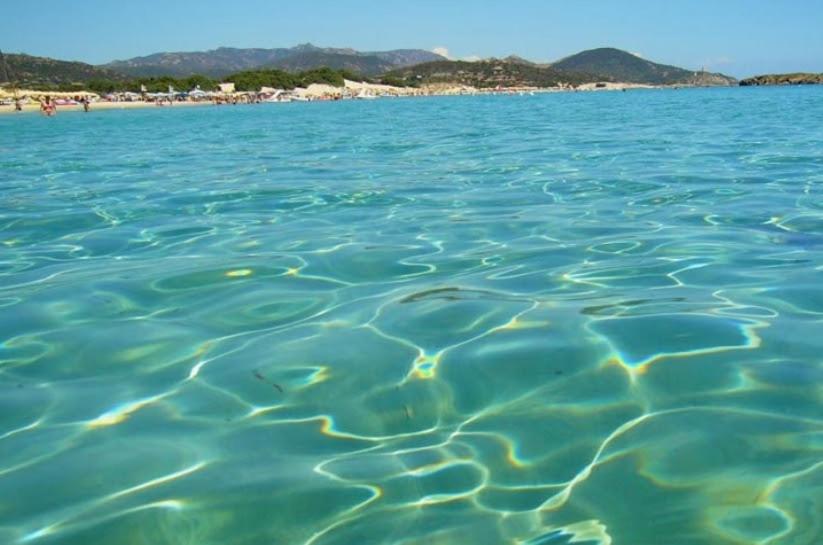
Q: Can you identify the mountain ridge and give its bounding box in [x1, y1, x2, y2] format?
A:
[383, 49, 736, 89]
[102, 44, 445, 77]
[2, 46, 739, 90]
[0, 52, 125, 88]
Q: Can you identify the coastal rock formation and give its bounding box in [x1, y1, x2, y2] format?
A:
[740, 73, 823, 86]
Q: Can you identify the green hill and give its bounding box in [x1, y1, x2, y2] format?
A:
[102, 44, 444, 78]
[0, 53, 125, 89]
[383, 59, 599, 88]
[552, 48, 736, 86]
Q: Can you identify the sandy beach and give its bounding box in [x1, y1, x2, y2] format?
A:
[0, 100, 214, 115]
[0, 81, 669, 115]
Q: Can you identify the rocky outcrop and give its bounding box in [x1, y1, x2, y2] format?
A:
[740, 73, 823, 86]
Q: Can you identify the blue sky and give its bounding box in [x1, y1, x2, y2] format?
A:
[2, 0, 822, 77]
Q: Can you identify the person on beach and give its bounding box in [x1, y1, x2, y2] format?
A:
[14, 97, 22, 112]
[81, 97, 90, 112]
[40, 95, 56, 116]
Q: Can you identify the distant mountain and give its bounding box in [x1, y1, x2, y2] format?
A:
[371, 49, 448, 67]
[2, 46, 743, 91]
[102, 44, 445, 77]
[552, 48, 736, 86]
[386, 48, 736, 89]
[740, 73, 823, 86]
[383, 59, 600, 88]
[501, 55, 539, 66]
[0, 53, 124, 88]
[261, 50, 394, 75]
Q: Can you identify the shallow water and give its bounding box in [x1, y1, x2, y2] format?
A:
[1, 88, 822, 545]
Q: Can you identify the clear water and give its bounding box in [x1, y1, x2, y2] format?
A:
[1, 88, 822, 545]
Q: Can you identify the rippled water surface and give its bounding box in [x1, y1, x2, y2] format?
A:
[1, 88, 822, 544]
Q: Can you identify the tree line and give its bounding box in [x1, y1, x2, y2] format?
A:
[46, 67, 410, 94]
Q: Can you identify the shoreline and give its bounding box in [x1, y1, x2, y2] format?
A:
[0, 100, 214, 115]
[0, 83, 735, 116]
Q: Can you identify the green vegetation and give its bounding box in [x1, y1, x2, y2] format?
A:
[383, 60, 599, 88]
[84, 75, 218, 94]
[226, 67, 365, 91]
[222, 69, 296, 91]
[379, 75, 413, 88]
[1, 53, 126, 90]
[1, 52, 372, 93]
[740, 73, 823, 86]
[214, 67, 366, 92]
[552, 48, 737, 86]
[3, 48, 741, 93]
[6, 66, 368, 94]
[102, 44, 444, 78]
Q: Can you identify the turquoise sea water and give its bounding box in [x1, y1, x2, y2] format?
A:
[1, 88, 822, 544]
